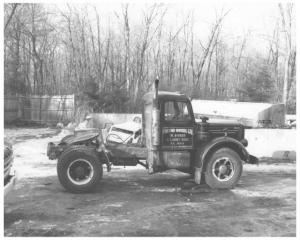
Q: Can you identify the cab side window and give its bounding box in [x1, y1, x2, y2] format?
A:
[164, 101, 191, 121]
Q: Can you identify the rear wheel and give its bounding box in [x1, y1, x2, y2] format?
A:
[57, 145, 103, 193]
[204, 148, 242, 189]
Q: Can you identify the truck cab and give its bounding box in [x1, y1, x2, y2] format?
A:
[142, 80, 255, 186]
[143, 91, 196, 173]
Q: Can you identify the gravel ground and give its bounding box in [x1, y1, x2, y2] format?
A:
[4, 127, 296, 237]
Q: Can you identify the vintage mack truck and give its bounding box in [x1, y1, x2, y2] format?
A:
[47, 79, 258, 193]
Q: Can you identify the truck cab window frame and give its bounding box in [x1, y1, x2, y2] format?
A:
[162, 100, 192, 122]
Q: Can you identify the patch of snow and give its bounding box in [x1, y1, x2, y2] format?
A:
[150, 187, 178, 192]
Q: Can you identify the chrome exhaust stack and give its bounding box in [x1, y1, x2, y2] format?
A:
[148, 77, 161, 173]
[152, 78, 160, 148]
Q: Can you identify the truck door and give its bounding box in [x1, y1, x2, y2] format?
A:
[160, 100, 195, 151]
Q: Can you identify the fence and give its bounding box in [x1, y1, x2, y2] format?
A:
[4, 95, 21, 122]
[4, 95, 75, 124]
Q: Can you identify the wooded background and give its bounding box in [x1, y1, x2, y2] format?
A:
[4, 3, 296, 114]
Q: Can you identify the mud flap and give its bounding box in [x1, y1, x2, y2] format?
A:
[96, 143, 112, 172]
[147, 150, 154, 174]
[194, 167, 202, 185]
[147, 150, 165, 174]
[194, 148, 203, 184]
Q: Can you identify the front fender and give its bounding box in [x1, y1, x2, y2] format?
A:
[195, 137, 251, 168]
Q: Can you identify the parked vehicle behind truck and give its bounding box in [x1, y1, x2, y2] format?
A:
[47, 79, 258, 193]
[4, 139, 17, 196]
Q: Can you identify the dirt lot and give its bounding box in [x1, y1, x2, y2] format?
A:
[4, 127, 296, 237]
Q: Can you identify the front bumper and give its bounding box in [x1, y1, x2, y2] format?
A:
[248, 154, 259, 164]
[4, 171, 17, 197]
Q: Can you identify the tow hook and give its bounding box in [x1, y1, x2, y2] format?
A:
[97, 142, 112, 172]
[103, 150, 112, 172]
[106, 161, 112, 172]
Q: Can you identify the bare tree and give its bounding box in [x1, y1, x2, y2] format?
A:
[190, 9, 230, 95]
[278, 3, 295, 105]
[4, 3, 19, 31]
[4, 3, 296, 113]
[133, 4, 166, 103]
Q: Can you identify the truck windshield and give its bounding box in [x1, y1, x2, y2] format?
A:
[164, 101, 191, 121]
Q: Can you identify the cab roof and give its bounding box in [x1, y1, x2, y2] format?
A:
[143, 91, 189, 104]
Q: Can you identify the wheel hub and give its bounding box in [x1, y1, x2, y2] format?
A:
[67, 159, 94, 185]
[219, 165, 228, 174]
[74, 166, 85, 178]
[212, 157, 235, 182]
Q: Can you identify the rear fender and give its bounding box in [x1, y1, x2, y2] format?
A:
[63, 132, 99, 145]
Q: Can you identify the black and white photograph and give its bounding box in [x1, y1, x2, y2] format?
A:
[3, 0, 297, 237]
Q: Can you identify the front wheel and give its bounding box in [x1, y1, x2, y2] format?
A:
[204, 148, 242, 189]
[57, 145, 103, 193]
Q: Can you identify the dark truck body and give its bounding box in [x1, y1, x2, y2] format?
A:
[47, 80, 258, 193]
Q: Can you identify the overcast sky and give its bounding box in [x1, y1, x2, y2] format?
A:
[52, 0, 284, 51]
[61, 1, 279, 33]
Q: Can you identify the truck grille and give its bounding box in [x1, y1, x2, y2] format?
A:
[207, 125, 241, 139]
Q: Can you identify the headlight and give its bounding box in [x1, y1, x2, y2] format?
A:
[240, 139, 248, 147]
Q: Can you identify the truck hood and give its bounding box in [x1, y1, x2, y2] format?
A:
[197, 121, 243, 130]
[196, 121, 244, 140]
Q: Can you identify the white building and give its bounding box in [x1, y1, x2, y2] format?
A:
[192, 100, 285, 128]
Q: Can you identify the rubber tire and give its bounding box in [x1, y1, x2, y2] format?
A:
[204, 148, 242, 189]
[57, 145, 103, 193]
